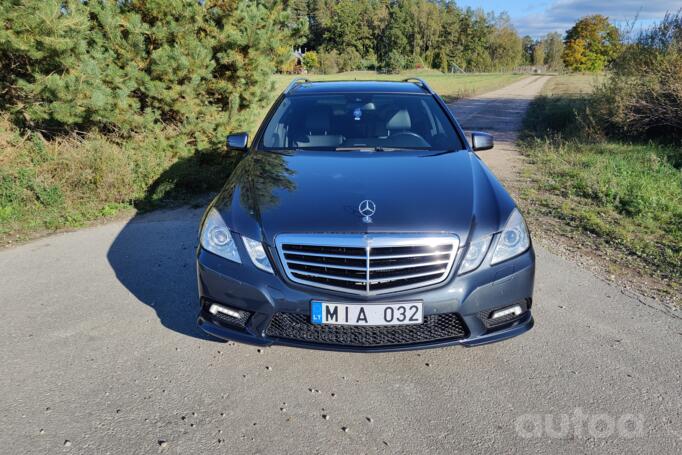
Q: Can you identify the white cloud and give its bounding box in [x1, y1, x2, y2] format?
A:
[514, 0, 682, 38]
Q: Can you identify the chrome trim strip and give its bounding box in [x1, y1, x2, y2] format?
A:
[283, 250, 366, 259]
[370, 250, 451, 259]
[370, 269, 445, 283]
[275, 233, 459, 296]
[369, 259, 450, 271]
[292, 270, 367, 283]
[365, 244, 371, 294]
[286, 259, 366, 271]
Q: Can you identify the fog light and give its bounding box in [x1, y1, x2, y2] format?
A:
[491, 304, 523, 320]
[209, 303, 242, 319]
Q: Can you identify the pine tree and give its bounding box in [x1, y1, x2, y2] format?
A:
[0, 0, 305, 148]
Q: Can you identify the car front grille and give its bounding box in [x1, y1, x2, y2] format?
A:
[275, 234, 459, 296]
[266, 312, 468, 347]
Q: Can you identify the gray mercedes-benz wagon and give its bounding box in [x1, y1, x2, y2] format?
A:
[195, 78, 535, 351]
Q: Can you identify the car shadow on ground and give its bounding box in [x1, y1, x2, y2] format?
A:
[107, 205, 218, 340]
[106, 148, 239, 340]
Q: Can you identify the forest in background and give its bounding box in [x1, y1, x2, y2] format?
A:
[283, 0, 565, 73]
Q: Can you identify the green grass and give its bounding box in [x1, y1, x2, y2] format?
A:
[0, 116, 236, 245]
[519, 75, 682, 284]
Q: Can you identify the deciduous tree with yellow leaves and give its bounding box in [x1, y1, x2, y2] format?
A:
[562, 15, 621, 72]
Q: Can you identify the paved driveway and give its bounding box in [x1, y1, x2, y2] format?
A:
[1, 77, 680, 454]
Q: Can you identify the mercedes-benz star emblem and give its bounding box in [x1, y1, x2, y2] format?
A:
[359, 199, 376, 224]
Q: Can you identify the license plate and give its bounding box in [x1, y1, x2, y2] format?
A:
[310, 301, 423, 326]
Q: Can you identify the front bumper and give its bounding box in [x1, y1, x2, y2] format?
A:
[196, 244, 535, 352]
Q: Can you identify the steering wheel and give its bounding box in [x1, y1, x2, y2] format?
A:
[388, 131, 429, 147]
[391, 131, 425, 141]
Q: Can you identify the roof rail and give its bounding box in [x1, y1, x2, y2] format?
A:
[403, 77, 434, 95]
[284, 77, 310, 94]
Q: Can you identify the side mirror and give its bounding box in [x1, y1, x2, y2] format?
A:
[227, 132, 249, 151]
[471, 132, 494, 151]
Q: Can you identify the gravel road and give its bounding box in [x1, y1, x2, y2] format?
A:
[1, 76, 680, 454]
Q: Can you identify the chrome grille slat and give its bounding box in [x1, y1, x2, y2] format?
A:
[369, 259, 451, 271]
[276, 234, 459, 296]
[292, 270, 369, 283]
[371, 251, 452, 259]
[282, 250, 366, 259]
[369, 269, 446, 283]
[286, 259, 367, 271]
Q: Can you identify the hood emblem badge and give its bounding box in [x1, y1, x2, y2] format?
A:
[359, 200, 376, 224]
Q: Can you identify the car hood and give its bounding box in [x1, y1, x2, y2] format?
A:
[212, 150, 516, 246]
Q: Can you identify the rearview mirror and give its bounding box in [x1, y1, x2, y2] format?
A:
[227, 132, 249, 151]
[471, 132, 494, 151]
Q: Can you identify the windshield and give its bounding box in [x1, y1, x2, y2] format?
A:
[258, 93, 463, 151]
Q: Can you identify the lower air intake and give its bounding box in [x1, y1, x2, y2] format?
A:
[266, 312, 468, 347]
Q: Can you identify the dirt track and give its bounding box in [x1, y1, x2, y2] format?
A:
[451, 75, 551, 181]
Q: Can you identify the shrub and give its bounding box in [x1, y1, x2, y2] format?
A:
[379, 50, 406, 74]
[301, 51, 319, 72]
[360, 52, 378, 71]
[592, 13, 682, 144]
[0, 113, 238, 237]
[337, 48, 362, 72]
[317, 50, 340, 74]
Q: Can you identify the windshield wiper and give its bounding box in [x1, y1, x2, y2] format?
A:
[422, 149, 460, 157]
[259, 148, 299, 155]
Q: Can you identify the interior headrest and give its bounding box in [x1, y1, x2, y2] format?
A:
[304, 108, 331, 133]
[386, 109, 411, 130]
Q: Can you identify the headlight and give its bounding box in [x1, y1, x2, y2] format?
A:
[243, 236, 274, 273]
[491, 209, 530, 264]
[458, 235, 492, 275]
[200, 208, 241, 263]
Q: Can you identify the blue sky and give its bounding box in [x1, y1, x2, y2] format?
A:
[456, 0, 682, 38]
